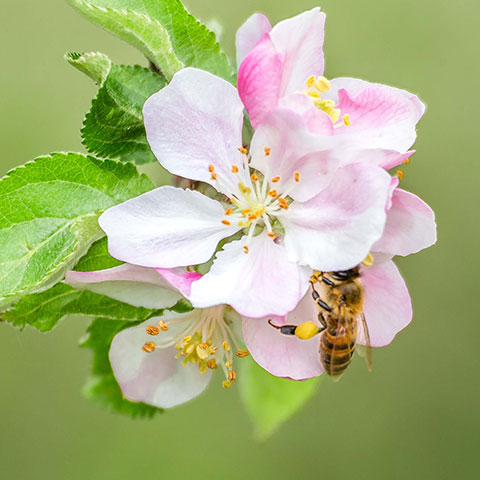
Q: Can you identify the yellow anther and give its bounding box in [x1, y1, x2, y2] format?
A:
[248, 214, 258, 221]
[306, 75, 316, 88]
[196, 345, 210, 360]
[331, 109, 341, 124]
[222, 380, 232, 389]
[342, 114, 351, 126]
[222, 219, 231, 226]
[362, 253, 375, 268]
[183, 336, 192, 343]
[251, 173, 259, 182]
[397, 169, 405, 180]
[268, 189, 278, 197]
[146, 326, 160, 336]
[222, 341, 231, 352]
[225, 208, 233, 216]
[225, 360, 233, 369]
[207, 359, 218, 370]
[241, 208, 252, 215]
[267, 232, 277, 239]
[264, 147, 271, 156]
[158, 320, 168, 332]
[142, 342, 156, 353]
[198, 363, 209, 375]
[208, 164, 215, 173]
[228, 370, 237, 383]
[236, 350, 250, 358]
[271, 176, 281, 183]
[238, 147, 248, 155]
[295, 321, 321, 340]
[238, 182, 251, 194]
[185, 343, 195, 355]
[404, 157, 411, 165]
[232, 165, 239, 173]
[315, 76, 331, 92]
[243, 246, 249, 254]
[211, 173, 217, 181]
[294, 171, 300, 183]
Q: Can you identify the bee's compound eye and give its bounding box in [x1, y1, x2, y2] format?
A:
[332, 270, 355, 281]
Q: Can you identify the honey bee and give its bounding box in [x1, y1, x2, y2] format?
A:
[269, 267, 372, 378]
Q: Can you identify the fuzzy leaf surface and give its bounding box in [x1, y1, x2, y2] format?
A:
[65, 51, 112, 85]
[82, 65, 166, 163]
[0, 153, 153, 308]
[68, 0, 235, 82]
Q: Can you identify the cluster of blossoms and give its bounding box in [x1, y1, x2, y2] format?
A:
[67, 8, 436, 407]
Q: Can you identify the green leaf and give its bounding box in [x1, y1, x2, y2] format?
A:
[239, 357, 321, 440]
[81, 317, 162, 418]
[68, 0, 183, 80]
[0, 153, 153, 308]
[82, 65, 166, 163]
[68, 0, 235, 83]
[65, 51, 112, 85]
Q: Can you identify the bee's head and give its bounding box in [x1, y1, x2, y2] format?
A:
[330, 267, 360, 282]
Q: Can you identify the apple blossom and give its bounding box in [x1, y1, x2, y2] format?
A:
[242, 186, 437, 380]
[66, 266, 248, 408]
[98, 67, 394, 319]
[237, 8, 424, 157]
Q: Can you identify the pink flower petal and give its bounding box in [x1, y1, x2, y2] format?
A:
[281, 163, 392, 271]
[110, 314, 212, 408]
[358, 259, 412, 347]
[189, 232, 311, 318]
[373, 188, 437, 257]
[155, 268, 202, 298]
[249, 108, 340, 202]
[269, 7, 326, 96]
[243, 291, 324, 380]
[144, 68, 244, 195]
[238, 34, 283, 128]
[236, 13, 272, 67]
[65, 264, 182, 309]
[99, 186, 240, 269]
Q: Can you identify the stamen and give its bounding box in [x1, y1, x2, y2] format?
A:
[236, 350, 249, 358]
[264, 147, 271, 156]
[294, 171, 300, 183]
[268, 189, 278, 197]
[158, 320, 168, 332]
[225, 360, 232, 369]
[211, 173, 217, 181]
[198, 363, 208, 375]
[267, 232, 277, 239]
[221, 219, 231, 226]
[315, 76, 331, 92]
[232, 165, 239, 173]
[146, 326, 160, 336]
[362, 253, 375, 267]
[397, 170, 404, 180]
[222, 381, 232, 389]
[238, 147, 248, 155]
[251, 173, 259, 182]
[241, 208, 252, 215]
[305, 75, 316, 88]
[225, 208, 233, 215]
[342, 114, 351, 126]
[222, 341, 231, 351]
[404, 157, 410, 165]
[228, 370, 237, 383]
[207, 359, 218, 370]
[271, 176, 281, 183]
[142, 342, 156, 353]
[243, 245, 249, 254]
[208, 164, 215, 173]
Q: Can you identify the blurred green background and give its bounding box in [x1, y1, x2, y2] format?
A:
[1, 0, 478, 479]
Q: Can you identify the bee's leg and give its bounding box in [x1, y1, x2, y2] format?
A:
[318, 312, 327, 329]
[310, 282, 332, 313]
[268, 319, 324, 340]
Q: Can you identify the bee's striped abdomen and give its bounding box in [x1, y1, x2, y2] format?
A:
[320, 323, 357, 377]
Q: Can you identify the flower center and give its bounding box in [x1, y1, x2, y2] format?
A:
[210, 148, 302, 253]
[303, 75, 351, 127]
[142, 306, 248, 388]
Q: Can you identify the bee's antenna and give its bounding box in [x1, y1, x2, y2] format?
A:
[268, 319, 282, 330]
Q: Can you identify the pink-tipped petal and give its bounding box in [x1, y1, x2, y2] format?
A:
[65, 264, 182, 309]
[144, 68, 244, 195]
[155, 268, 202, 299]
[236, 13, 272, 67]
[270, 7, 326, 96]
[99, 186, 240, 269]
[242, 292, 323, 380]
[110, 313, 211, 409]
[189, 232, 310, 318]
[358, 259, 412, 347]
[238, 34, 283, 129]
[281, 163, 392, 271]
[373, 188, 437, 257]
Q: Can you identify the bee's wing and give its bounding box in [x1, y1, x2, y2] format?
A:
[356, 313, 373, 372]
